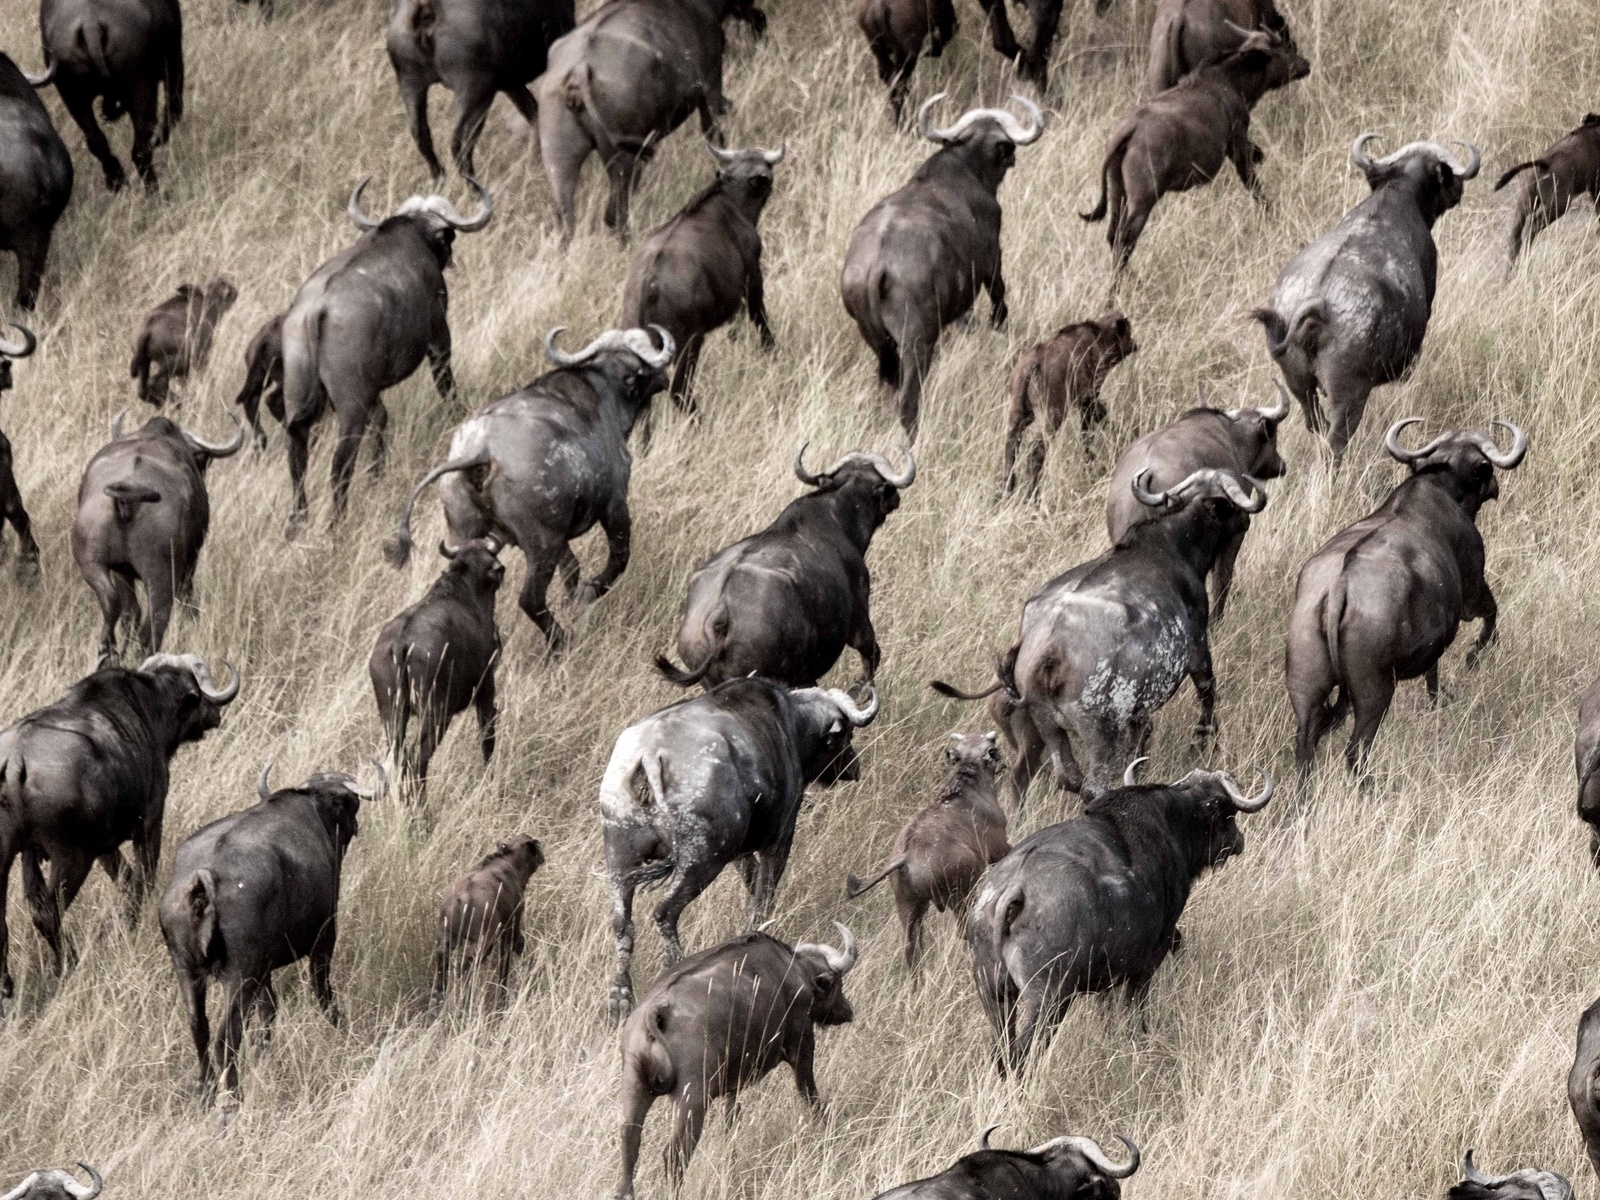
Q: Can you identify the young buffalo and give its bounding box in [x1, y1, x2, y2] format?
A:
[129, 277, 238, 407]
[1001, 311, 1136, 496]
[854, 0, 957, 122]
[1449, 1152, 1572, 1200]
[1497, 114, 1600, 264]
[431, 834, 544, 1008]
[846, 732, 1009, 965]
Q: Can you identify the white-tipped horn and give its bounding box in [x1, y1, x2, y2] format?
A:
[794, 442, 825, 486]
[1351, 131, 1383, 172]
[184, 414, 247, 458]
[804, 921, 858, 974]
[1026, 1135, 1140, 1179]
[1220, 768, 1273, 812]
[1446, 139, 1481, 180]
[1131, 468, 1167, 508]
[1257, 379, 1291, 422]
[1463, 1150, 1512, 1189]
[437, 175, 493, 231]
[923, 94, 1043, 146]
[188, 657, 240, 704]
[825, 687, 879, 726]
[1383, 417, 1451, 464]
[1123, 756, 1149, 786]
[0, 323, 37, 358]
[760, 144, 786, 165]
[1473, 419, 1527, 469]
[707, 141, 739, 163]
[22, 56, 55, 87]
[918, 91, 951, 143]
[978, 1123, 1003, 1151]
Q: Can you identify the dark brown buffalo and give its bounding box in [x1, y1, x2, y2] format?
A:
[430, 833, 544, 1007]
[842, 94, 1041, 439]
[1147, 0, 1295, 93]
[1497, 114, 1600, 263]
[977, 0, 1111, 90]
[1081, 27, 1308, 268]
[1572, 997, 1600, 1186]
[846, 732, 1009, 965]
[0, 54, 73, 309]
[130, 277, 238, 407]
[1105, 380, 1288, 618]
[870, 1129, 1138, 1200]
[1287, 420, 1525, 779]
[1450, 1153, 1573, 1200]
[620, 143, 782, 411]
[0, 653, 238, 1016]
[616, 926, 857, 1200]
[369, 537, 503, 803]
[1576, 675, 1600, 868]
[72, 410, 245, 659]
[0, 1166, 102, 1200]
[0, 325, 40, 572]
[39, 0, 183, 191]
[159, 761, 377, 1101]
[1001, 311, 1136, 496]
[854, 0, 957, 122]
[232, 312, 284, 452]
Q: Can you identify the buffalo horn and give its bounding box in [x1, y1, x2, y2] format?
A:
[1351, 131, 1383, 172]
[796, 920, 859, 975]
[1361, 137, 1481, 180]
[110, 407, 129, 440]
[64, 1166, 102, 1200]
[257, 760, 274, 802]
[818, 448, 916, 488]
[345, 757, 388, 800]
[978, 1123, 1003, 1152]
[439, 540, 460, 560]
[428, 175, 493, 231]
[544, 326, 675, 370]
[1216, 471, 1267, 513]
[0, 323, 37, 358]
[1220, 768, 1273, 812]
[794, 442, 825, 486]
[1026, 1135, 1141, 1179]
[760, 144, 786, 165]
[1131, 468, 1168, 508]
[0, 1177, 39, 1200]
[1220, 17, 1255, 38]
[1462, 1150, 1511, 1189]
[22, 56, 55, 87]
[1236, 378, 1292, 423]
[348, 177, 380, 231]
[922, 92, 1043, 146]
[1446, 139, 1482, 180]
[1470, 419, 1527, 469]
[1123, 756, 1148, 786]
[1383, 417, 1452, 464]
[825, 686, 879, 726]
[184, 414, 247, 458]
[707, 141, 739, 163]
[188, 656, 240, 704]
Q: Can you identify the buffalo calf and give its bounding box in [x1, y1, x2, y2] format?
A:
[0, 1165, 102, 1200]
[130, 277, 238, 406]
[431, 834, 544, 1007]
[1498, 114, 1600, 263]
[855, 0, 957, 122]
[0, 325, 40, 572]
[871, 1129, 1138, 1200]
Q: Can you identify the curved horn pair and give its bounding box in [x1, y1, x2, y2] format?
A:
[0, 1166, 103, 1200]
[919, 92, 1043, 146]
[1352, 133, 1481, 180]
[348, 176, 493, 232]
[183, 414, 247, 458]
[1224, 379, 1291, 423]
[1132, 468, 1265, 513]
[544, 326, 676, 370]
[0, 323, 36, 358]
[1217, 769, 1274, 812]
[140, 654, 240, 703]
[1025, 1134, 1141, 1179]
[823, 687, 879, 726]
[437, 537, 503, 560]
[707, 142, 786, 166]
[794, 920, 858, 975]
[1385, 418, 1527, 469]
[793, 444, 916, 489]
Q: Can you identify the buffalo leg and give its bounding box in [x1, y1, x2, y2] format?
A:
[978, 0, 1022, 60]
[1323, 380, 1373, 465]
[427, 319, 455, 401]
[669, 334, 704, 412]
[999, 701, 1049, 807]
[1344, 673, 1396, 775]
[603, 151, 642, 238]
[1001, 381, 1036, 496]
[327, 400, 374, 522]
[0, 833, 14, 1014]
[517, 541, 568, 653]
[556, 545, 581, 598]
[651, 855, 723, 965]
[1, 476, 39, 568]
[1008, 977, 1063, 1070]
[847, 612, 881, 682]
[746, 268, 775, 349]
[1209, 529, 1245, 621]
[126, 76, 162, 191]
[176, 968, 213, 1099]
[898, 894, 929, 967]
[1465, 594, 1498, 669]
[575, 502, 631, 609]
[30, 846, 95, 973]
[414, 706, 448, 798]
[367, 402, 389, 479]
[13, 226, 52, 313]
[1032, 704, 1086, 794]
[664, 1097, 708, 1191]
[216, 977, 260, 1097]
[397, 71, 444, 181]
[284, 409, 318, 536]
[125, 812, 163, 926]
[249, 977, 279, 1048]
[617, 1073, 657, 1200]
[790, 1029, 821, 1107]
[743, 839, 791, 927]
[449, 81, 497, 178]
[895, 337, 934, 440]
[164, 37, 184, 129]
[1426, 664, 1440, 707]
[986, 270, 1008, 330]
[1292, 682, 1347, 781]
[143, 569, 175, 654]
[539, 104, 591, 245]
[475, 676, 498, 763]
[607, 872, 639, 1026]
[1189, 643, 1218, 745]
[57, 83, 126, 191]
[309, 926, 341, 1026]
[504, 84, 537, 126]
[1018, 0, 1064, 87]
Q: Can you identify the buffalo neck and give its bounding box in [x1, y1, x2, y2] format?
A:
[1390, 467, 1486, 521]
[779, 486, 879, 552]
[1088, 791, 1209, 911]
[918, 146, 1004, 197]
[1131, 505, 1234, 579]
[937, 761, 996, 805]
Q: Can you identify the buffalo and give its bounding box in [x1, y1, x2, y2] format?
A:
[534, 0, 768, 242]
[1252, 135, 1480, 461]
[1573, 996, 1600, 1186]
[39, 0, 183, 191]
[370, 536, 503, 803]
[655, 446, 914, 688]
[1451, 1152, 1573, 1200]
[1577, 675, 1600, 868]
[0, 324, 41, 572]
[616, 925, 857, 1200]
[430, 834, 544, 1008]
[0, 653, 239, 1016]
[842, 93, 1041, 438]
[854, 0, 957, 123]
[1105, 379, 1289, 619]
[129, 277, 238, 407]
[1081, 26, 1309, 269]
[232, 312, 284, 452]
[1001, 311, 1137, 497]
[934, 468, 1266, 802]
[72, 410, 245, 659]
[0, 54, 72, 309]
[160, 760, 377, 1101]
[846, 732, 1010, 965]
[600, 677, 877, 1023]
[0, 1166, 102, 1200]
[619, 142, 782, 412]
[1497, 114, 1600, 264]
[977, 0, 1109, 90]
[280, 178, 491, 534]
[387, 0, 574, 179]
[385, 326, 674, 651]
[969, 759, 1271, 1068]
[1286, 419, 1525, 779]
[870, 1128, 1139, 1200]
[1147, 0, 1295, 94]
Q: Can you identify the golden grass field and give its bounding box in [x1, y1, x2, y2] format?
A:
[2, 0, 1600, 1194]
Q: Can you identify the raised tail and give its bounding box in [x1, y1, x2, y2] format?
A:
[929, 678, 1003, 701]
[105, 482, 161, 523]
[845, 855, 907, 899]
[653, 653, 713, 687]
[384, 451, 492, 568]
[1494, 159, 1545, 191]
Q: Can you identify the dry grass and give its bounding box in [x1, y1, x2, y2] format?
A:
[1, 0, 1599, 1194]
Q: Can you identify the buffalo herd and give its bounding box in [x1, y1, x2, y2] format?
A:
[1, 0, 1596, 1196]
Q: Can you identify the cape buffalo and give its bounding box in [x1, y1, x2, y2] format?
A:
[1286, 419, 1525, 779]
[430, 833, 544, 1008]
[281, 178, 491, 534]
[968, 760, 1271, 1068]
[1572, 996, 1600, 1186]
[0, 325, 41, 572]
[870, 1128, 1139, 1199]
[0, 653, 239, 1016]
[159, 760, 377, 1101]
[232, 312, 284, 452]
[654, 446, 914, 688]
[1147, 0, 1295, 93]
[0, 1166, 102, 1200]
[0, 54, 72, 309]
[534, 0, 768, 242]
[1105, 379, 1289, 619]
[846, 732, 1009, 965]
[934, 468, 1266, 802]
[854, 0, 957, 122]
[1251, 135, 1480, 461]
[1576, 675, 1600, 868]
[1497, 114, 1600, 264]
[385, 326, 674, 651]
[620, 142, 783, 412]
[72, 410, 246, 659]
[1001, 311, 1137, 497]
[842, 93, 1041, 439]
[616, 925, 857, 1200]
[1451, 1152, 1573, 1200]
[1081, 26, 1308, 269]
[600, 677, 877, 1023]
[370, 536, 503, 803]
[129, 277, 237, 407]
[387, 0, 574, 179]
[977, 0, 1111, 90]
[39, 0, 182, 191]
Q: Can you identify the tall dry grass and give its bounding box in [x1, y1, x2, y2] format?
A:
[1, 0, 1599, 1194]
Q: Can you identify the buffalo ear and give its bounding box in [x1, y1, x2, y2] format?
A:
[944, 746, 959, 764]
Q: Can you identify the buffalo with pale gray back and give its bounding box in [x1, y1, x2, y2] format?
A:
[655, 446, 913, 688]
[279, 178, 491, 534]
[0, 325, 40, 572]
[1105, 380, 1288, 619]
[968, 759, 1271, 1068]
[72, 410, 245, 659]
[934, 469, 1266, 802]
[615, 926, 857, 1200]
[0, 1166, 101, 1200]
[1147, 0, 1296, 93]
[976, 0, 1110, 90]
[159, 760, 377, 1102]
[853, 0, 957, 122]
[534, 0, 767, 242]
[842, 93, 1041, 438]
[1252, 135, 1479, 460]
[431, 834, 543, 1008]
[232, 312, 284, 452]
[846, 732, 1010, 965]
[0, 653, 238, 1016]
[1286, 420, 1525, 779]
[1575, 675, 1600, 868]
[0, 54, 72, 309]
[385, 326, 673, 650]
[1497, 114, 1600, 263]
[129, 277, 237, 407]
[1450, 1153, 1573, 1200]
[600, 676, 877, 1023]
[387, 0, 574, 179]
[870, 1128, 1138, 1200]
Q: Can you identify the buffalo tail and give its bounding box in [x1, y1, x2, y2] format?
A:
[1079, 127, 1132, 223]
[384, 451, 492, 568]
[653, 653, 712, 687]
[845, 855, 907, 899]
[1494, 159, 1545, 192]
[171, 868, 221, 971]
[105, 482, 162, 523]
[1321, 576, 1346, 689]
[929, 678, 1003, 701]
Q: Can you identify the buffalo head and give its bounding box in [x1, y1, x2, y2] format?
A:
[1127, 757, 1273, 868]
[0, 1165, 102, 1200]
[791, 921, 859, 1025]
[439, 535, 506, 594]
[947, 730, 1003, 773]
[984, 1129, 1140, 1198]
[793, 443, 916, 526]
[257, 758, 384, 855]
[1221, 22, 1310, 95]
[919, 92, 1043, 191]
[116, 412, 247, 474]
[1384, 417, 1527, 512]
[796, 685, 880, 784]
[1449, 1151, 1573, 1200]
[706, 142, 785, 224]
[0, 323, 36, 393]
[1216, 379, 1291, 479]
[1132, 465, 1267, 543]
[348, 176, 493, 267]
[137, 653, 241, 745]
[544, 325, 676, 409]
[1351, 134, 1481, 221]
[496, 833, 545, 876]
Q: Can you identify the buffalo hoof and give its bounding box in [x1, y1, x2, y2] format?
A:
[573, 580, 606, 611]
[608, 983, 634, 1028]
[543, 623, 569, 659]
[104, 168, 127, 193]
